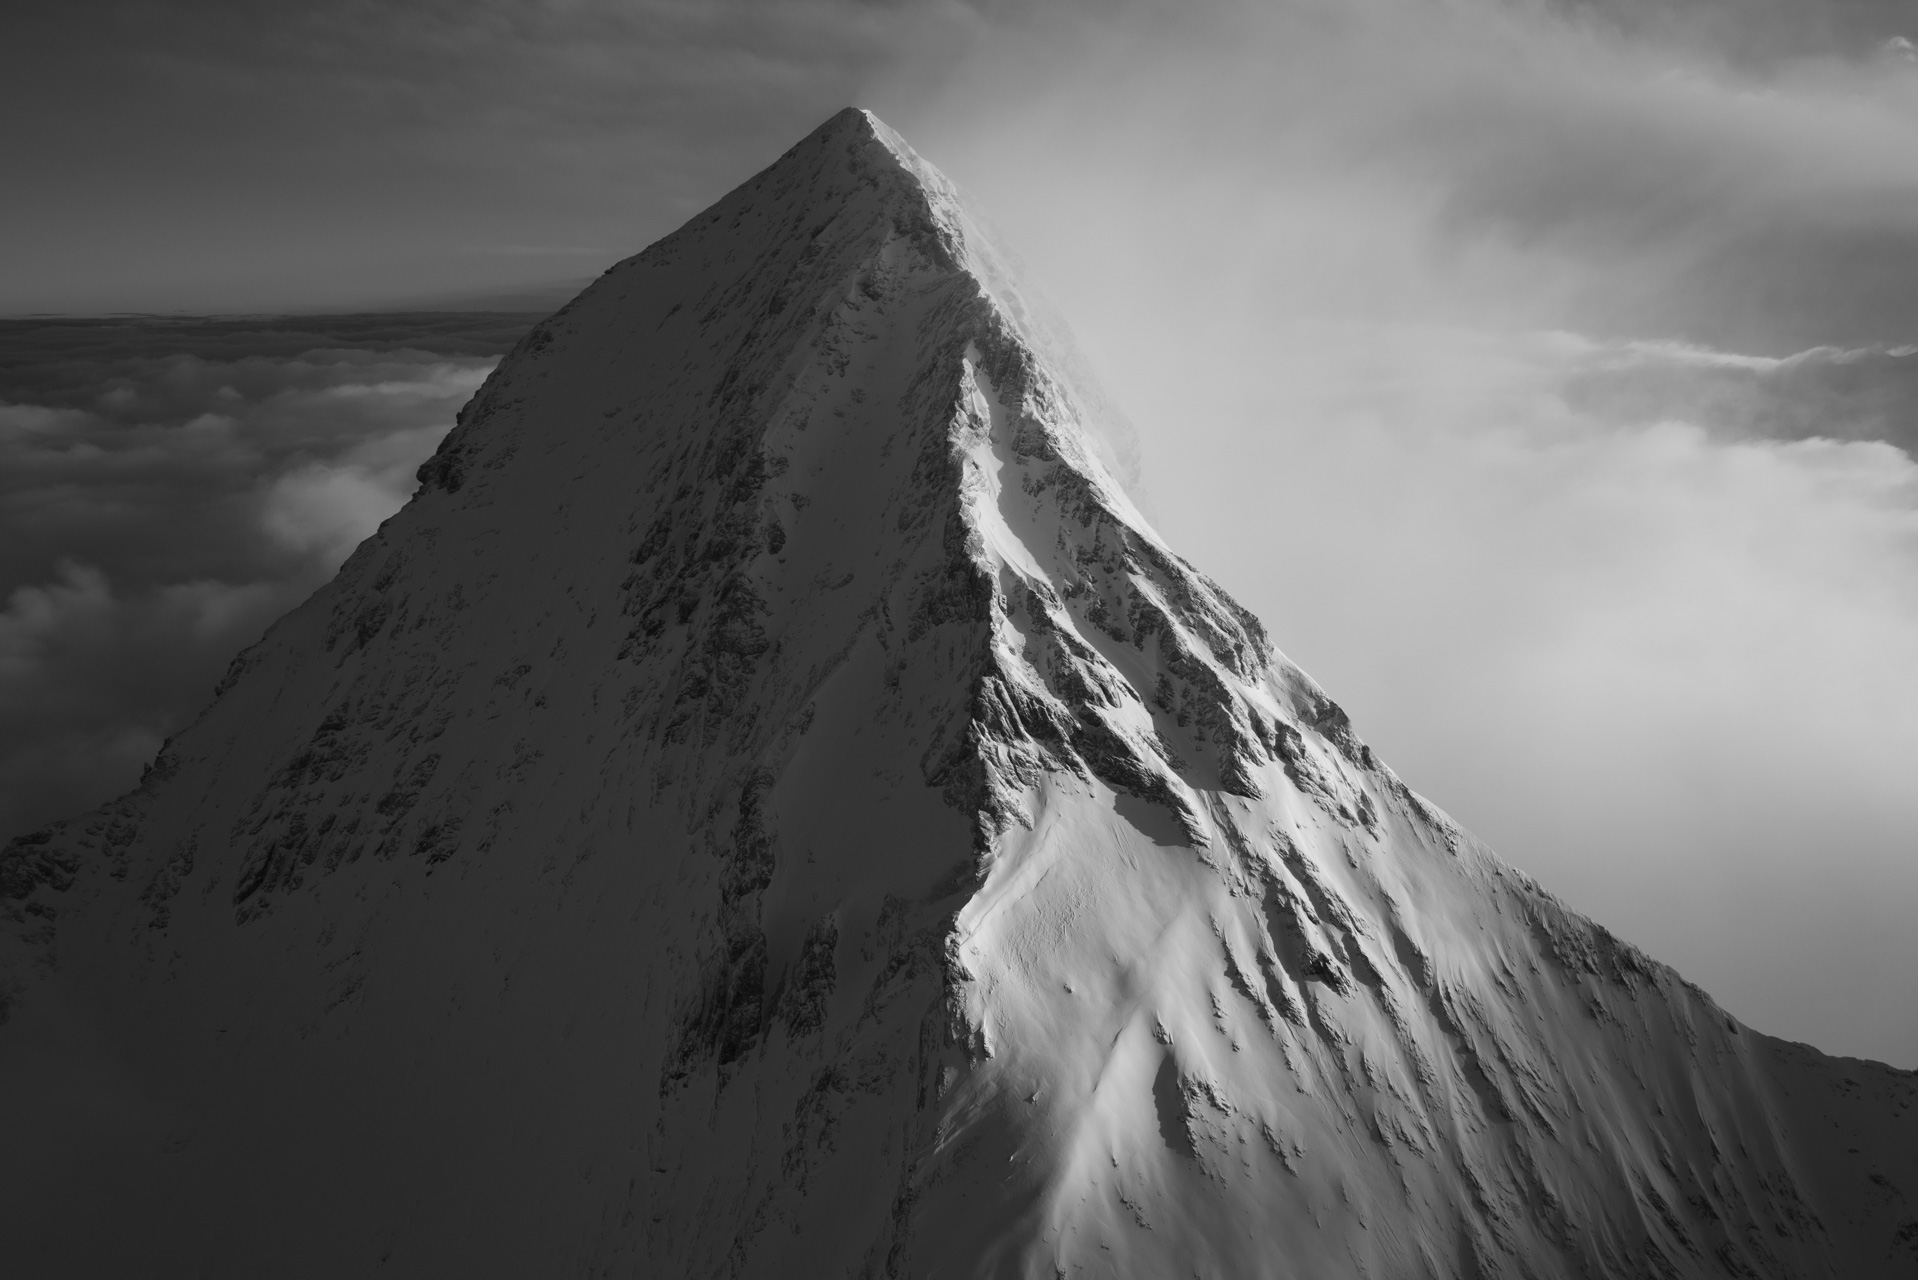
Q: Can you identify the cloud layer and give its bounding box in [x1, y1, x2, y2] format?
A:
[0, 316, 520, 842]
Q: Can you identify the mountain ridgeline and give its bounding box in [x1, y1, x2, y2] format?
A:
[4, 109, 1915, 1279]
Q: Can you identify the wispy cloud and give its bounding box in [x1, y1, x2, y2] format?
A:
[900, 0, 1918, 353]
[1562, 340, 1918, 452]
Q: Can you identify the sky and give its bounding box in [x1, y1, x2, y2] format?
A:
[3, 0, 1916, 1066]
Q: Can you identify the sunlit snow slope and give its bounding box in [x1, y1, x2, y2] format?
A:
[4, 109, 1916, 1279]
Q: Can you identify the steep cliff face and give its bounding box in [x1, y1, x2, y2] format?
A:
[4, 109, 1915, 1279]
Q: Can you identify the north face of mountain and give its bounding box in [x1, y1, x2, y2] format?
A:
[4, 108, 1916, 1279]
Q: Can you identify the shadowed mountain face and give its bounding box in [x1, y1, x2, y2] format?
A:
[4, 109, 1915, 1279]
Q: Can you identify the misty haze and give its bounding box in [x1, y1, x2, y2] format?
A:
[4, 3, 1917, 1278]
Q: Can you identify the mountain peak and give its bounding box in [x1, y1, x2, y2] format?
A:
[6, 110, 1915, 1278]
[797, 106, 945, 197]
[397, 101, 1299, 856]
[805, 104, 897, 151]
[660, 104, 967, 274]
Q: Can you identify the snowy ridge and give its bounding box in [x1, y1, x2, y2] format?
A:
[3, 109, 1916, 1278]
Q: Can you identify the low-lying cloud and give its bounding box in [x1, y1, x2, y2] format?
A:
[0, 315, 528, 842]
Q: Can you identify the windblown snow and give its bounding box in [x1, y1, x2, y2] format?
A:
[4, 108, 1915, 1279]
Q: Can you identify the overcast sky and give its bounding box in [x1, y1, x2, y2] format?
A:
[4, 0, 1917, 1066]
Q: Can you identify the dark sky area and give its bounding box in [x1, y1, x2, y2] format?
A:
[4, 0, 1916, 1065]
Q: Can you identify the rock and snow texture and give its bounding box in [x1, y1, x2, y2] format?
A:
[4, 108, 1917, 1279]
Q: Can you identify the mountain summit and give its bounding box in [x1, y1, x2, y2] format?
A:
[5, 108, 1916, 1278]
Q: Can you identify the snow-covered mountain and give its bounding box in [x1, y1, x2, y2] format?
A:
[5, 108, 1915, 1279]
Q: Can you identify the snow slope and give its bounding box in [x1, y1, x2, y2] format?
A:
[4, 108, 1916, 1279]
